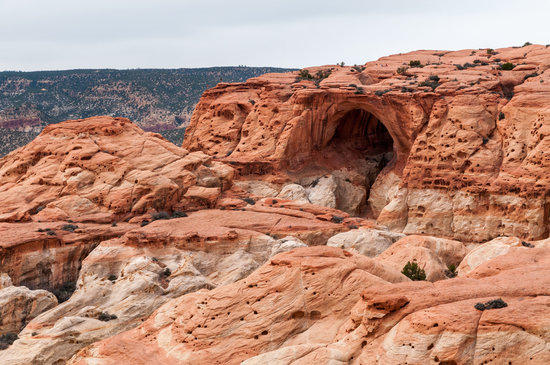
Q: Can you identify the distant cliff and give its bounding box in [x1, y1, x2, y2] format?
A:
[0, 67, 294, 155]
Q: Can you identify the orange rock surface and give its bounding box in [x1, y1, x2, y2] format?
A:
[69, 244, 550, 365]
[68, 247, 409, 364]
[0, 221, 135, 291]
[1, 46, 550, 365]
[0, 116, 231, 222]
[0, 201, 351, 363]
[183, 45, 550, 241]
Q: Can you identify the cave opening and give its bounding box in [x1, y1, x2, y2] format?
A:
[331, 109, 394, 160]
[324, 108, 395, 216]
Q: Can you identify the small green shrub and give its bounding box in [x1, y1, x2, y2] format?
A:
[397, 67, 409, 75]
[315, 69, 331, 79]
[486, 48, 496, 55]
[499, 112, 505, 120]
[402, 261, 426, 281]
[409, 60, 423, 68]
[455, 62, 478, 70]
[445, 264, 457, 278]
[523, 41, 532, 47]
[98, 312, 118, 321]
[298, 69, 313, 79]
[419, 76, 440, 91]
[500, 62, 515, 71]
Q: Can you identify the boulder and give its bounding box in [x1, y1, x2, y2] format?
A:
[0, 116, 233, 221]
[276, 184, 309, 203]
[306, 175, 337, 209]
[0, 284, 57, 335]
[457, 236, 550, 276]
[376, 235, 468, 281]
[327, 228, 405, 257]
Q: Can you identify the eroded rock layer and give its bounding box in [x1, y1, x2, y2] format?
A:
[69, 244, 550, 365]
[1, 47, 549, 365]
[0, 206, 350, 363]
[183, 45, 550, 241]
[0, 116, 233, 222]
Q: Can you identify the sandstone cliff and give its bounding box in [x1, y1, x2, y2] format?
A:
[183, 45, 550, 242]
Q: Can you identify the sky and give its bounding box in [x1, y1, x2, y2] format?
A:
[1, 0, 549, 71]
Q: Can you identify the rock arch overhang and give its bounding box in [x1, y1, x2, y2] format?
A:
[280, 95, 415, 178]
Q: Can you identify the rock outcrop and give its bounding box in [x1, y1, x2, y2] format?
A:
[0, 275, 57, 335]
[326, 228, 405, 257]
[457, 235, 550, 276]
[68, 247, 409, 365]
[376, 235, 467, 281]
[183, 45, 550, 241]
[69, 245, 550, 364]
[0, 208, 349, 364]
[0, 116, 233, 222]
[1, 46, 549, 365]
[0, 221, 135, 293]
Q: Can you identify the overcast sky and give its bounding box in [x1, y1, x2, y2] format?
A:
[1, 0, 549, 71]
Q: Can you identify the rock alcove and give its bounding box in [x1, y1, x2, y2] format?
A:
[304, 107, 396, 216]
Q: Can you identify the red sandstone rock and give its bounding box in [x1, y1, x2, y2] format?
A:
[1, 46, 550, 365]
[183, 45, 550, 241]
[0, 276, 57, 335]
[0, 221, 135, 291]
[69, 246, 550, 364]
[457, 235, 550, 276]
[0, 209, 349, 364]
[68, 247, 408, 365]
[0, 116, 231, 222]
[376, 235, 467, 281]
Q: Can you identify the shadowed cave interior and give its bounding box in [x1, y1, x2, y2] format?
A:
[315, 108, 395, 215]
